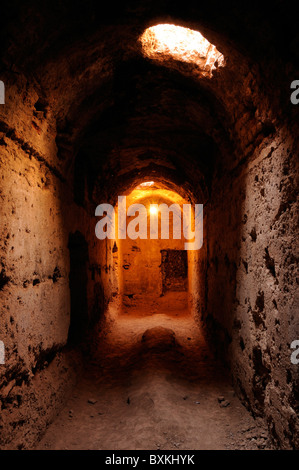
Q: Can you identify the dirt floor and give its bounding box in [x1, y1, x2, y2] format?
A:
[36, 295, 273, 450]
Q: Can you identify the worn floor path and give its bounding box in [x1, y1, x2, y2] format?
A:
[36, 304, 272, 450]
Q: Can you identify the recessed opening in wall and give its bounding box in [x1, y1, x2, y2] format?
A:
[115, 182, 200, 318]
[140, 24, 225, 77]
[161, 249, 188, 295]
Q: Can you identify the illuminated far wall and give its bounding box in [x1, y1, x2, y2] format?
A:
[113, 184, 201, 315]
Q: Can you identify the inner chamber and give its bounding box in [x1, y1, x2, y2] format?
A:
[116, 182, 199, 317]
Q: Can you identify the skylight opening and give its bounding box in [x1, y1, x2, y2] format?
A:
[139, 181, 155, 187]
[140, 24, 225, 77]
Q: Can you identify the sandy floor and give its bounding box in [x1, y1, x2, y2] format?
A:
[36, 299, 272, 450]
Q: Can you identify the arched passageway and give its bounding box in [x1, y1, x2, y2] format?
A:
[0, 1, 298, 450]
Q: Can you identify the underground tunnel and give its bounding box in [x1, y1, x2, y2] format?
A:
[0, 1, 298, 451]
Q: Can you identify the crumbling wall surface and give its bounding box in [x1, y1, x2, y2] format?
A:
[0, 73, 114, 449]
[205, 126, 299, 449]
[0, 75, 83, 449]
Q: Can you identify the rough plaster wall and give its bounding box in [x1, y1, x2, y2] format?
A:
[122, 237, 164, 297]
[192, 211, 207, 321]
[0, 76, 87, 449]
[205, 129, 299, 449]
